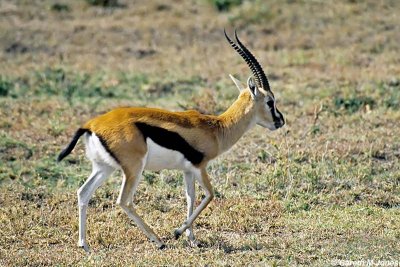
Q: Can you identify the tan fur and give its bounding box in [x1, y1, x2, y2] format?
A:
[82, 90, 255, 167]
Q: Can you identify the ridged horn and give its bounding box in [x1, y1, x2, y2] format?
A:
[234, 30, 271, 91]
[224, 29, 262, 89]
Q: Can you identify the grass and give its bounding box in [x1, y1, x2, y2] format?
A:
[1, 0, 400, 266]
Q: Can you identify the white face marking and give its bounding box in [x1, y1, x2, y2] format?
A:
[84, 133, 120, 169]
[144, 138, 197, 172]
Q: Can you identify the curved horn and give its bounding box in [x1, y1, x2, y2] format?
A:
[224, 29, 261, 88]
[234, 30, 271, 91]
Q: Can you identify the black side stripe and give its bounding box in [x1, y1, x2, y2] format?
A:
[135, 122, 204, 165]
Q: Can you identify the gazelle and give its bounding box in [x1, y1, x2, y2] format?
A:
[58, 30, 285, 251]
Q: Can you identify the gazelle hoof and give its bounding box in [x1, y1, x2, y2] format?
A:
[174, 229, 182, 240]
[78, 244, 90, 253]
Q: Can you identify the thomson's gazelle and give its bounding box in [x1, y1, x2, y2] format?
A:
[58, 30, 285, 251]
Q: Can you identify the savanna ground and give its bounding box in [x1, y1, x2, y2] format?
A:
[0, 0, 399, 266]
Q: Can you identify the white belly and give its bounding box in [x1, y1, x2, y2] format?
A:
[144, 138, 196, 171]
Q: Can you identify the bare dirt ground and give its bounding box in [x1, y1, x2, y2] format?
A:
[0, 0, 399, 265]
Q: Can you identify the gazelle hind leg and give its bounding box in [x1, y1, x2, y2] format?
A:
[77, 162, 114, 251]
[175, 168, 214, 240]
[117, 161, 165, 249]
[183, 171, 198, 246]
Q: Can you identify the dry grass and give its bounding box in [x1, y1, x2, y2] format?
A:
[1, 0, 400, 266]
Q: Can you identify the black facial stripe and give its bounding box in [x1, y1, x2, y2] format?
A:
[96, 132, 120, 164]
[266, 100, 274, 109]
[267, 99, 279, 122]
[135, 122, 204, 165]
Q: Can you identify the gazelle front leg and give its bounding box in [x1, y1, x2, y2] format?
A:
[183, 171, 198, 246]
[175, 168, 214, 240]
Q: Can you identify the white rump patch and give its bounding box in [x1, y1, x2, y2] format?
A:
[144, 138, 198, 172]
[84, 133, 120, 169]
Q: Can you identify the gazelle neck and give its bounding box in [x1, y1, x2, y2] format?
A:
[216, 91, 257, 154]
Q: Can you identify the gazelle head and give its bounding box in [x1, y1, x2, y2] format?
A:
[225, 30, 285, 131]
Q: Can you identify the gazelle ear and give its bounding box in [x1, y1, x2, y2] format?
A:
[247, 76, 259, 99]
[229, 74, 245, 92]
